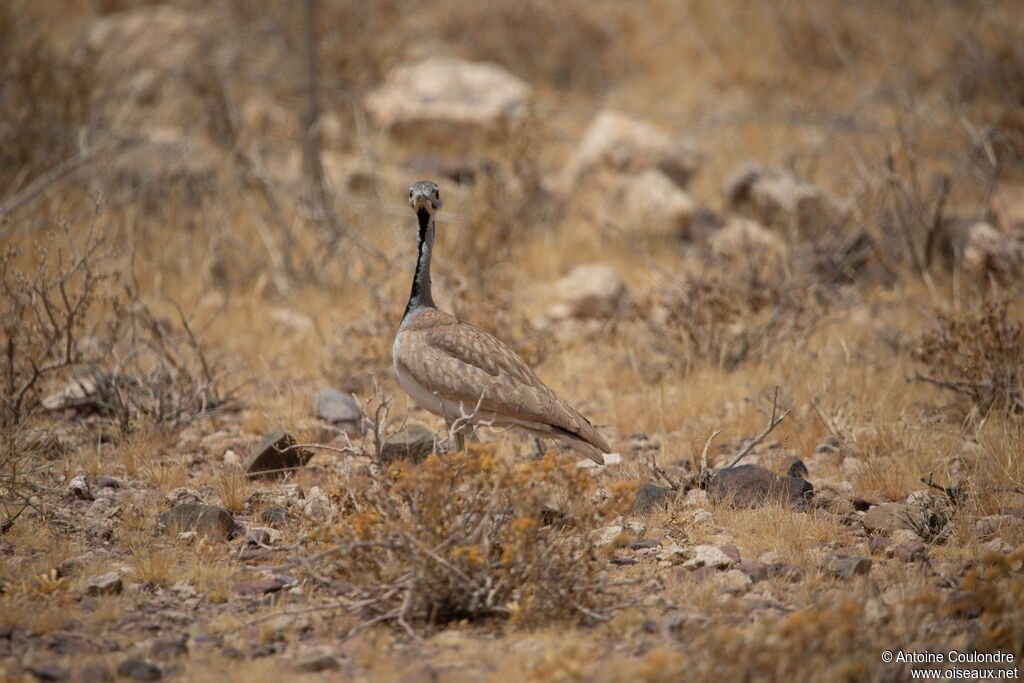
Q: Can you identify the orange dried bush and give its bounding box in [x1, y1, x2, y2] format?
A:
[310, 446, 636, 635]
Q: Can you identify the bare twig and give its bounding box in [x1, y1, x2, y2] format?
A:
[724, 387, 791, 469]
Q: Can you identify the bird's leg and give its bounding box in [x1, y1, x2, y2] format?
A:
[445, 419, 466, 454]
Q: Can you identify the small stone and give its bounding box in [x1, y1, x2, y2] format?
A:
[244, 431, 310, 476]
[632, 483, 675, 514]
[709, 464, 812, 510]
[295, 647, 341, 672]
[682, 545, 734, 570]
[312, 388, 361, 426]
[164, 487, 203, 506]
[78, 663, 113, 683]
[303, 486, 331, 519]
[223, 449, 241, 467]
[159, 503, 237, 539]
[150, 637, 188, 660]
[868, 536, 894, 554]
[260, 507, 294, 527]
[380, 423, 436, 464]
[720, 568, 753, 593]
[815, 435, 840, 453]
[54, 557, 83, 578]
[95, 477, 120, 489]
[68, 475, 93, 501]
[734, 561, 768, 582]
[115, 659, 161, 681]
[893, 541, 928, 563]
[232, 577, 285, 596]
[825, 555, 872, 579]
[27, 664, 70, 681]
[657, 543, 689, 564]
[86, 572, 122, 596]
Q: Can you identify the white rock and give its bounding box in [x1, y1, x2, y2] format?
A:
[223, 449, 241, 467]
[86, 571, 123, 596]
[657, 543, 689, 564]
[683, 489, 709, 507]
[548, 263, 628, 320]
[365, 57, 531, 146]
[613, 169, 699, 235]
[720, 568, 753, 592]
[165, 487, 203, 506]
[723, 163, 842, 239]
[682, 544, 734, 570]
[563, 110, 701, 189]
[303, 486, 331, 520]
[68, 475, 92, 500]
[709, 217, 784, 257]
[962, 221, 1024, 278]
[691, 508, 714, 525]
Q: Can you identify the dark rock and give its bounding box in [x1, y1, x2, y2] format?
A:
[735, 561, 768, 582]
[150, 637, 188, 660]
[610, 557, 637, 565]
[231, 577, 284, 596]
[260, 507, 296, 527]
[709, 465, 812, 510]
[852, 497, 874, 511]
[221, 647, 245, 659]
[243, 430, 310, 476]
[868, 536, 894, 554]
[632, 483, 675, 514]
[159, 503, 237, 539]
[630, 539, 662, 550]
[825, 555, 872, 579]
[861, 503, 915, 535]
[380, 423, 435, 464]
[718, 544, 741, 563]
[86, 572, 122, 596]
[116, 659, 161, 681]
[767, 563, 804, 582]
[893, 541, 928, 563]
[766, 453, 808, 479]
[95, 477, 121, 489]
[27, 664, 69, 681]
[295, 649, 341, 672]
[86, 524, 113, 542]
[54, 557, 82, 578]
[312, 388, 361, 425]
[42, 631, 118, 655]
[78, 663, 114, 683]
[816, 435, 840, 453]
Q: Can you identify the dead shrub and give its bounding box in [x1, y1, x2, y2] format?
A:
[307, 446, 636, 636]
[912, 293, 1024, 416]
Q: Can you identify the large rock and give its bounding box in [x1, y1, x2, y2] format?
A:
[244, 431, 310, 476]
[861, 502, 916, 536]
[364, 57, 531, 149]
[312, 388, 361, 432]
[563, 110, 702, 189]
[380, 422, 436, 464]
[709, 464, 812, 510]
[612, 169, 699, 236]
[159, 503, 237, 539]
[547, 263, 628, 320]
[632, 483, 676, 514]
[723, 163, 842, 240]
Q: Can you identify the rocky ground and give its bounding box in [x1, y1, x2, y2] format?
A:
[2, 1, 1023, 681]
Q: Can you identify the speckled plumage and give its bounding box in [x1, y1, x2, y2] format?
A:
[393, 180, 609, 464]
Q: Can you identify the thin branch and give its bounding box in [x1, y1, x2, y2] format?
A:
[724, 387, 791, 469]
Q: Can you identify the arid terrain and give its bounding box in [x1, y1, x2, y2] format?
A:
[2, 1, 1023, 681]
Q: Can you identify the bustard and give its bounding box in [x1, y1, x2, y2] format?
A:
[392, 180, 610, 465]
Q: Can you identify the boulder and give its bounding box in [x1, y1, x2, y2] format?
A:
[723, 163, 842, 239]
[709, 464, 812, 510]
[563, 110, 701, 189]
[244, 431, 310, 476]
[861, 502, 916, 536]
[612, 169, 699, 236]
[364, 57, 531, 148]
[632, 483, 676, 514]
[547, 263, 628, 320]
[380, 422, 436, 464]
[159, 503, 237, 539]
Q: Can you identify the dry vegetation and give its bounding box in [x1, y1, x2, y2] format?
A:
[1, 0, 1023, 681]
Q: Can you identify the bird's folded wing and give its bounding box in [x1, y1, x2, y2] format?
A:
[401, 320, 609, 452]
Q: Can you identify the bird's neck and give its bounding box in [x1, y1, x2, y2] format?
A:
[404, 208, 436, 318]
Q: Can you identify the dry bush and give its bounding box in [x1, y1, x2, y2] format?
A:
[306, 446, 636, 636]
[653, 264, 823, 372]
[913, 293, 1024, 416]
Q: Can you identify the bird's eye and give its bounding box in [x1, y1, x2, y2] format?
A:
[434, 190, 439, 198]
[409, 190, 413, 198]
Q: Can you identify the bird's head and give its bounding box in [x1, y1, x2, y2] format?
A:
[409, 180, 442, 220]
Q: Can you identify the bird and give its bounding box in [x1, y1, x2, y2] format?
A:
[392, 180, 610, 465]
